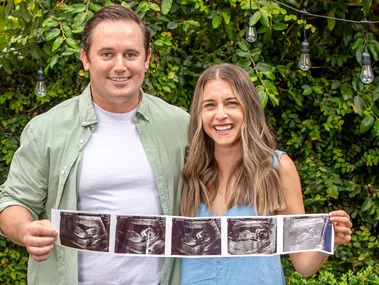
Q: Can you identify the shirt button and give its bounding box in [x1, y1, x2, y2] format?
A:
[79, 139, 84, 144]
[61, 170, 65, 175]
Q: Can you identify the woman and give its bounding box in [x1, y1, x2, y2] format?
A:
[180, 63, 352, 284]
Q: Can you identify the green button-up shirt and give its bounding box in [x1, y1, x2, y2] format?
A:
[0, 85, 189, 285]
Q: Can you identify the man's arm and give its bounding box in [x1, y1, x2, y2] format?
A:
[0, 205, 57, 262]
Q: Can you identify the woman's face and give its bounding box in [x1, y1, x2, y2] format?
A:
[201, 79, 244, 152]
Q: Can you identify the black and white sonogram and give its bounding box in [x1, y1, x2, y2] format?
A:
[227, 217, 277, 255]
[283, 216, 328, 252]
[171, 218, 221, 256]
[60, 212, 110, 252]
[115, 216, 165, 255]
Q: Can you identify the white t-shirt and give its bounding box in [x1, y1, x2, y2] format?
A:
[77, 103, 164, 285]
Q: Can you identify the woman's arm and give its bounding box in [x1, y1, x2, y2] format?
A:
[277, 154, 352, 277]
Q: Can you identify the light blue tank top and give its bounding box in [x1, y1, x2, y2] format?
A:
[180, 151, 286, 285]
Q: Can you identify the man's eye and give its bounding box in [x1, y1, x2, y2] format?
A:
[126, 53, 137, 58]
[102, 52, 112, 58]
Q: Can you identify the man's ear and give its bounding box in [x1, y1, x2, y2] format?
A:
[144, 48, 151, 71]
[81, 49, 90, 71]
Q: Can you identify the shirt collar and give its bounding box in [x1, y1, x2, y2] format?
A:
[136, 88, 150, 122]
[78, 84, 97, 127]
[79, 85, 149, 125]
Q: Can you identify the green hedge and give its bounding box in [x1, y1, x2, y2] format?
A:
[1, 0, 378, 283]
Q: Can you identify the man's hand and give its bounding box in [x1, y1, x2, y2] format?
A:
[22, 220, 58, 262]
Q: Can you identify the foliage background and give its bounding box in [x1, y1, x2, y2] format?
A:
[0, 0, 378, 283]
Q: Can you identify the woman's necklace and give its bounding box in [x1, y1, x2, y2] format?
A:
[218, 183, 226, 194]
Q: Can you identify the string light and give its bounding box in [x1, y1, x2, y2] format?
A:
[1, 38, 47, 96]
[35, 40, 47, 97]
[274, 0, 378, 84]
[299, 23, 311, 71]
[246, 0, 257, 43]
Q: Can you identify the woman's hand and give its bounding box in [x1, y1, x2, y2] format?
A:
[329, 210, 352, 247]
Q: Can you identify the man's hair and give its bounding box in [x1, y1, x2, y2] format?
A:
[82, 5, 150, 57]
[180, 63, 286, 217]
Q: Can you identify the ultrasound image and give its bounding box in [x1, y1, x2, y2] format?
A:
[283, 216, 328, 252]
[227, 217, 277, 255]
[60, 212, 110, 252]
[171, 218, 221, 256]
[115, 216, 166, 255]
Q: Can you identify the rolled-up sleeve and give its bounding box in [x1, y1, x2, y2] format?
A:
[0, 122, 48, 220]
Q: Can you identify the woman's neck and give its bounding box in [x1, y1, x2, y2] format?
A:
[214, 145, 242, 179]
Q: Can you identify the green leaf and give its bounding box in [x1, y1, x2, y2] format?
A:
[303, 85, 313, 96]
[256, 85, 268, 108]
[353, 96, 366, 112]
[250, 11, 261, 26]
[237, 41, 248, 52]
[154, 39, 164, 46]
[256, 62, 275, 72]
[167, 22, 178, 30]
[161, 0, 172, 15]
[222, 13, 230, 25]
[4, 2, 14, 17]
[89, 3, 102, 12]
[150, 3, 160, 12]
[370, 40, 379, 54]
[360, 116, 374, 134]
[261, 71, 275, 80]
[1, 58, 12, 74]
[331, 81, 341, 90]
[373, 120, 379, 136]
[45, 28, 61, 42]
[66, 38, 78, 49]
[73, 4, 86, 13]
[212, 16, 222, 29]
[264, 80, 278, 95]
[20, 2, 31, 23]
[327, 11, 335, 31]
[263, 28, 272, 43]
[363, 0, 372, 17]
[43, 17, 59, 28]
[312, 86, 323, 95]
[273, 23, 287, 31]
[356, 46, 365, 64]
[52, 37, 64, 52]
[62, 48, 75, 56]
[260, 14, 269, 27]
[361, 199, 372, 212]
[73, 13, 87, 27]
[72, 27, 84, 34]
[49, 55, 59, 68]
[351, 38, 365, 50]
[237, 59, 251, 68]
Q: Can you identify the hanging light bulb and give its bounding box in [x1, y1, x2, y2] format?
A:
[35, 68, 47, 97]
[360, 50, 374, 84]
[246, 16, 257, 43]
[298, 40, 311, 71]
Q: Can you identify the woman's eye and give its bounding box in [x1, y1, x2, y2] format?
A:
[204, 103, 214, 108]
[227, 101, 239, 106]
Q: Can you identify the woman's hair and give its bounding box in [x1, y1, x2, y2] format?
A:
[180, 63, 286, 217]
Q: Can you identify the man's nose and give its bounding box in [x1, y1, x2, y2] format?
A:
[114, 55, 127, 72]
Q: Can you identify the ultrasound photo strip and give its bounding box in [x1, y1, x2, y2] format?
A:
[52, 210, 334, 258]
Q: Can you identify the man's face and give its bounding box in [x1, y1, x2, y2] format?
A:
[81, 20, 150, 113]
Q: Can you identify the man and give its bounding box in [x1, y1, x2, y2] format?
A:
[0, 5, 189, 285]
